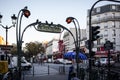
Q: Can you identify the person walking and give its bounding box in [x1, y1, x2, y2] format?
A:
[68, 65, 74, 80]
[71, 72, 80, 80]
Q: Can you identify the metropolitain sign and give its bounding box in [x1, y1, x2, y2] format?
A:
[37, 23, 61, 33]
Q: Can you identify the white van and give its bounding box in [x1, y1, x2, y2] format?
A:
[12, 56, 32, 70]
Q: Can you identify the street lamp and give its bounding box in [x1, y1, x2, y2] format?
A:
[89, 0, 120, 80]
[15, 6, 31, 80]
[0, 13, 17, 59]
[66, 17, 81, 78]
[0, 14, 17, 45]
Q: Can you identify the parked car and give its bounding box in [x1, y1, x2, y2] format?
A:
[53, 58, 72, 64]
[94, 58, 115, 66]
[21, 58, 32, 70]
[53, 59, 62, 64]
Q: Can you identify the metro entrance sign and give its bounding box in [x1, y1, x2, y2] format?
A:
[37, 22, 61, 33]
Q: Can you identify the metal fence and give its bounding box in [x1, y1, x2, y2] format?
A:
[77, 67, 120, 80]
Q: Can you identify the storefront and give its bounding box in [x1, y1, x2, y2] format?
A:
[95, 50, 119, 61]
[0, 45, 13, 54]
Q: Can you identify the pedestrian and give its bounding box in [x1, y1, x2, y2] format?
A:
[97, 60, 101, 67]
[71, 72, 80, 80]
[68, 64, 79, 80]
[68, 65, 74, 80]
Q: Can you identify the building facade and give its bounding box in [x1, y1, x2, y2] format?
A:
[63, 28, 87, 51]
[0, 36, 13, 55]
[46, 38, 59, 59]
[87, 4, 120, 52]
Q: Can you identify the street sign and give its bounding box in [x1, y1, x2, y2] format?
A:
[37, 23, 61, 33]
[104, 41, 113, 50]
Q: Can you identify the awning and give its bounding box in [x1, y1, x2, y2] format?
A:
[64, 51, 87, 60]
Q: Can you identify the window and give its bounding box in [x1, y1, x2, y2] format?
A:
[96, 7, 100, 13]
[104, 23, 108, 28]
[105, 39, 108, 42]
[112, 13, 115, 18]
[119, 22, 120, 28]
[112, 38, 116, 44]
[104, 30, 108, 37]
[112, 5, 116, 10]
[97, 15, 100, 22]
[112, 21, 115, 28]
[104, 26, 108, 28]
[112, 29, 116, 36]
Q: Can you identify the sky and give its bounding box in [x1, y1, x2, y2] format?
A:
[0, 0, 116, 46]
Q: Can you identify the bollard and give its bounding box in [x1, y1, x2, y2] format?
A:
[59, 66, 65, 74]
[48, 65, 50, 75]
[33, 66, 34, 77]
[22, 72, 24, 80]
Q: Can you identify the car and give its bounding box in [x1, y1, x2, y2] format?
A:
[64, 59, 72, 64]
[53, 59, 62, 64]
[54, 58, 72, 64]
[94, 58, 115, 66]
[21, 59, 32, 70]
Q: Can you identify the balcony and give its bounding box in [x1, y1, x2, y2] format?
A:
[112, 34, 116, 36]
[91, 16, 120, 24]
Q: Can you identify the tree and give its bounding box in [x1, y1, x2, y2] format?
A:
[24, 41, 45, 58]
[10, 43, 25, 56]
[10, 43, 17, 55]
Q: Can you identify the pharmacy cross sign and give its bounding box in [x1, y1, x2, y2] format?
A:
[104, 40, 113, 50]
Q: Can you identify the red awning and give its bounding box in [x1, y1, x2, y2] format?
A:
[96, 51, 108, 55]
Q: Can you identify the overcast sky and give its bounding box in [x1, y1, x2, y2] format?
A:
[0, 0, 116, 46]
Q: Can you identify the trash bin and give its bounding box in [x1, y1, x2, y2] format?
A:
[59, 66, 65, 74]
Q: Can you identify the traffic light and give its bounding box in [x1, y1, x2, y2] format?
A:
[91, 26, 100, 41]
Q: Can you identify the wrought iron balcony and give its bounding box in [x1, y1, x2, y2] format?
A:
[91, 16, 120, 24]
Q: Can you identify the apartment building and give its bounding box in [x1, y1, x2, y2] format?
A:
[46, 38, 59, 56]
[87, 4, 120, 51]
[63, 28, 87, 51]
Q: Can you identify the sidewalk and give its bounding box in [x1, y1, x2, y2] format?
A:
[22, 64, 68, 80]
[24, 73, 68, 80]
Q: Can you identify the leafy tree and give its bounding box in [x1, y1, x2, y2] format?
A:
[10, 43, 24, 56]
[10, 43, 17, 55]
[24, 41, 45, 58]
